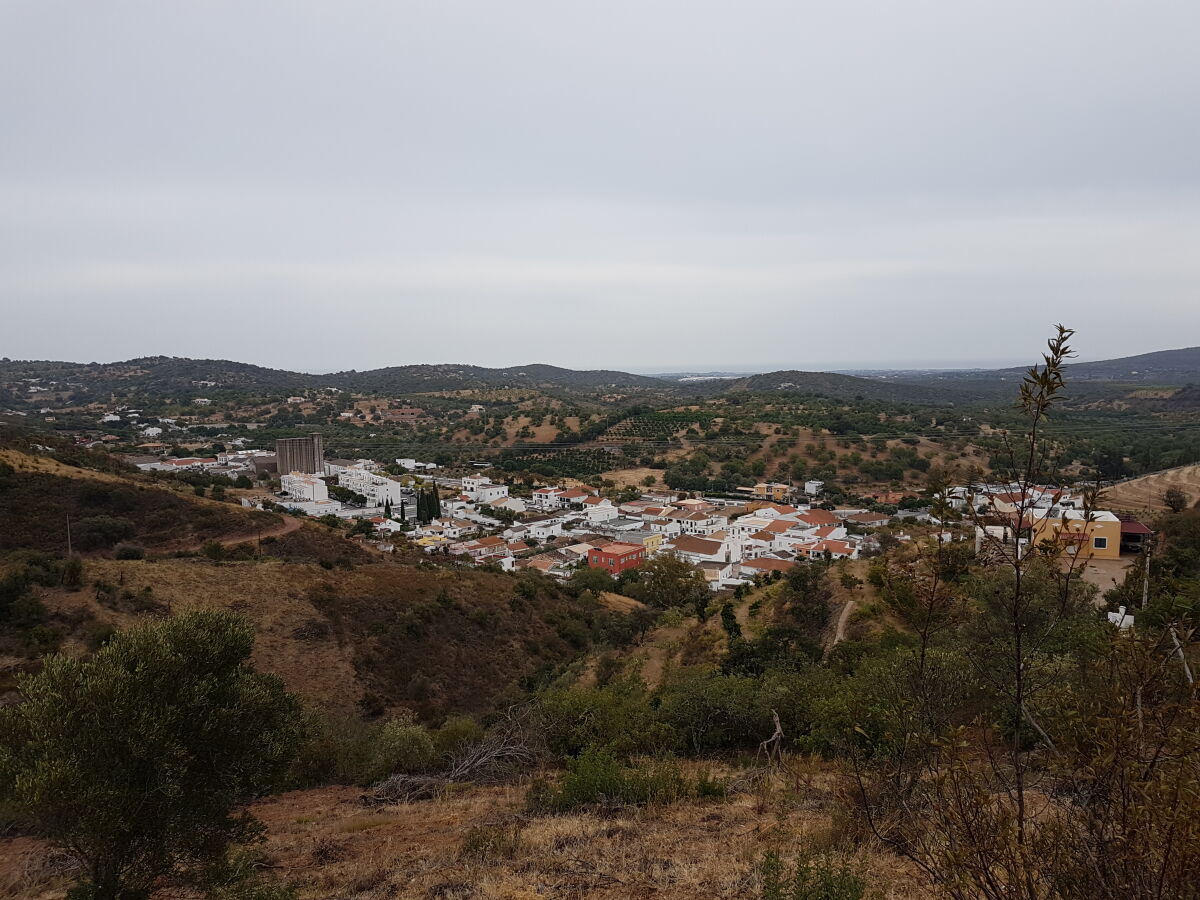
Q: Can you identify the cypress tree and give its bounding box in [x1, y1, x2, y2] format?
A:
[430, 482, 442, 519]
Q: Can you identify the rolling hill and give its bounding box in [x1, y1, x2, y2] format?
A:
[725, 369, 972, 404]
[4, 345, 1199, 409]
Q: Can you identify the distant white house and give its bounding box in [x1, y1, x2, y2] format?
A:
[461, 475, 510, 505]
[281, 472, 329, 502]
[583, 496, 618, 522]
[396, 458, 439, 471]
[1107, 606, 1135, 630]
[804, 480, 825, 497]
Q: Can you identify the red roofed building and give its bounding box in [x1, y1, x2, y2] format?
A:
[588, 541, 646, 575]
[795, 509, 839, 527]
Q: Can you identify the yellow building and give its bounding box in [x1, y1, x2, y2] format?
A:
[1029, 509, 1121, 560]
[640, 531, 664, 556]
[753, 482, 791, 503]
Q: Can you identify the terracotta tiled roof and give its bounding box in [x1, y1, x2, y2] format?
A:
[669, 535, 723, 556]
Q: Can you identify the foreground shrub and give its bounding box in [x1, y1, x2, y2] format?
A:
[759, 851, 866, 900]
[433, 715, 485, 762]
[527, 747, 695, 813]
[292, 712, 437, 787]
[368, 714, 436, 782]
[0, 611, 303, 900]
[538, 677, 675, 758]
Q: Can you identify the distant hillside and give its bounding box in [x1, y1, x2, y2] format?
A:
[330, 362, 668, 394]
[891, 346, 1200, 396]
[4, 346, 1197, 408]
[725, 369, 970, 404]
[1061, 346, 1200, 383]
[0, 356, 670, 402]
[0, 356, 317, 402]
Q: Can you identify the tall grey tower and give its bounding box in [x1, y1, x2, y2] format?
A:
[275, 433, 324, 474]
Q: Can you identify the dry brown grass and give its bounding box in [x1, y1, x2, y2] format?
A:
[598, 591, 646, 614]
[1105, 464, 1200, 514]
[0, 448, 128, 482]
[239, 774, 932, 899]
[39, 557, 364, 712]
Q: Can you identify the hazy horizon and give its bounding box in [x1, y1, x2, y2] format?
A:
[4, 347, 1191, 378]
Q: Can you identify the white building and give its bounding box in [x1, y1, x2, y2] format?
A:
[804, 480, 825, 497]
[338, 467, 407, 506]
[282, 472, 329, 502]
[396, 458, 439, 471]
[461, 475, 510, 504]
[530, 487, 568, 509]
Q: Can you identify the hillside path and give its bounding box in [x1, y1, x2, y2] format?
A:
[173, 513, 303, 552]
[829, 598, 856, 651]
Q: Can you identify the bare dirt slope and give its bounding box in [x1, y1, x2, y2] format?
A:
[1105, 465, 1200, 513]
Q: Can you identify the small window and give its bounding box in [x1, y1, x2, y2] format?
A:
[1093, 537, 1108, 550]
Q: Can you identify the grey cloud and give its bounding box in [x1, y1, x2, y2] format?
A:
[2, 1, 1199, 370]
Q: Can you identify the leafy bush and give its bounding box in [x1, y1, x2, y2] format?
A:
[75, 515, 137, 550]
[113, 543, 145, 560]
[759, 851, 866, 900]
[655, 670, 775, 753]
[433, 715, 485, 762]
[527, 746, 692, 813]
[291, 712, 437, 787]
[538, 678, 675, 758]
[369, 715, 436, 781]
[0, 611, 303, 900]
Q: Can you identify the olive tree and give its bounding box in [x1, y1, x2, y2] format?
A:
[0, 610, 303, 900]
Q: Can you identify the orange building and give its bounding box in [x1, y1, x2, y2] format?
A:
[587, 542, 646, 575]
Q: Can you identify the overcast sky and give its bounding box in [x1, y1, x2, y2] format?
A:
[3, 1, 1199, 373]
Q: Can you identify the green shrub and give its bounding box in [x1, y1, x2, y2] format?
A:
[0, 611, 303, 900]
[366, 714, 436, 783]
[538, 678, 676, 759]
[527, 746, 693, 813]
[695, 769, 729, 799]
[62, 555, 84, 589]
[759, 851, 865, 900]
[113, 544, 145, 560]
[656, 670, 774, 753]
[290, 712, 436, 787]
[433, 715, 485, 762]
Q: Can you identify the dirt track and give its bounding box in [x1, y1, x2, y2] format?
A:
[171, 511, 303, 552]
[1104, 465, 1200, 513]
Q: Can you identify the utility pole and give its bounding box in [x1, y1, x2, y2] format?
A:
[1141, 532, 1154, 610]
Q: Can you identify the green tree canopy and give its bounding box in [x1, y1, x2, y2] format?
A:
[0, 610, 303, 900]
